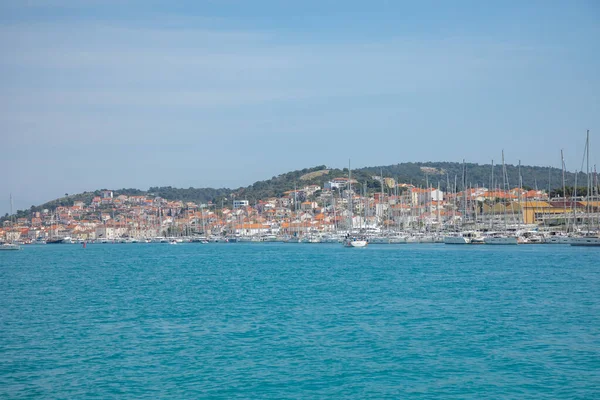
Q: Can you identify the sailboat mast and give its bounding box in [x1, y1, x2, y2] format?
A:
[437, 181, 441, 227]
[518, 160, 522, 229]
[363, 182, 367, 231]
[9, 194, 13, 241]
[502, 150, 508, 231]
[348, 159, 352, 232]
[490, 160, 494, 230]
[462, 159, 467, 224]
[586, 130, 590, 230]
[561, 149, 567, 231]
[380, 168, 385, 230]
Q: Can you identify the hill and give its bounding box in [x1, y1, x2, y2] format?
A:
[2, 161, 589, 221]
[232, 161, 584, 203]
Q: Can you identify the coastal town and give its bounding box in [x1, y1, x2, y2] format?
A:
[2, 172, 599, 247]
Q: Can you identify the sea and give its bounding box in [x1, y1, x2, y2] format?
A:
[1, 243, 599, 399]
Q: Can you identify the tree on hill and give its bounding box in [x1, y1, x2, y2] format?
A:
[0, 161, 589, 223]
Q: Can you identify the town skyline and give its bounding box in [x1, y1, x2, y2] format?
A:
[0, 174, 563, 246]
[1, 159, 595, 217]
[1, 1, 599, 215]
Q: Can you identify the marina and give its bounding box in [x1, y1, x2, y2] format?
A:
[1, 2, 599, 398]
[4, 132, 599, 248]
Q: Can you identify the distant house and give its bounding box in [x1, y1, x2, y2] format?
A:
[301, 201, 318, 211]
[524, 190, 548, 201]
[324, 178, 357, 190]
[278, 197, 293, 207]
[411, 188, 444, 205]
[95, 225, 121, 240]
[233, 199, 249, 209]
[129, 196, 147, 204]
[303, 185, 321, 195]
[235, 223, 270, 236]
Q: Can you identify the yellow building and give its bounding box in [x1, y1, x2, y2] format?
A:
[520, 200, 600, 225]
[481, 200, 588, 225]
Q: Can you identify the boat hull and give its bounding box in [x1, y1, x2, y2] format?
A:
[546, 237, 571, 244]
[344, 239, 368, 248]
[570, 237, 600, 246]
[0, 243, 21, 251]
[443, 236, 470, 244]
[484, 237, 518, 245]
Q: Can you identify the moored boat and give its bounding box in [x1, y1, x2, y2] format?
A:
[0, 243, 21, 251]
[484, 234, 518, 245]
[444, 231, 485, 245]
[570, 233, 600, 247]
[343, 237, 368, 248]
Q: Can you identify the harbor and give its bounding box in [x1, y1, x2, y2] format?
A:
[3, 134, 599, 247]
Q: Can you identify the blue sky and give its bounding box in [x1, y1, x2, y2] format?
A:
[1, 1, 599, 214]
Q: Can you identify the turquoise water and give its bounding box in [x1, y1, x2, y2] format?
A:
[1, 243, 599, 398]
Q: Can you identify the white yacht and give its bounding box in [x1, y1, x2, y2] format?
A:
[261, 234, 279, 242]
[407, 233, 437, 243]
[343, 237, 368, 248]
[443, 231, 482, 245]
[484, 233, 518, 245]
[368, 236, 391, 244]
[571, 233, 600, 247]
[545, 232, 572, 244]
[320, 234, 342, 243]
[388, 235, 408, 244]
[191, 236, 209, 243]
[0, 243, 21, 251]
[518, 231, 545, 244]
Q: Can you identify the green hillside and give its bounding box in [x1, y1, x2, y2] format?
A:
[359, 161, 582, 192]
[3, 161, 590, 222]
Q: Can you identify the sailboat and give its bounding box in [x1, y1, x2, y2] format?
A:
[484, 151, 518, 245]
[1, 195, 22, 251]
[571, 130, 600, 246]
[46, 210, 65, 244]
[0, 242, 20, 251]
[343, 160, 368, 248]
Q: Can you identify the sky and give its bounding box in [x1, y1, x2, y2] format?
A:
[1, 0, 599, 214]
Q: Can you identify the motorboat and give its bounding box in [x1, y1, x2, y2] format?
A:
[343, 236, 368, 248]
[0, 243, 21, 251]
[444, 231, 484, 245]
[484, 233, 518, 245]
[571, 232, 600, 247]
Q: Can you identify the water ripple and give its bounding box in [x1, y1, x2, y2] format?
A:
[1, 243, 599, 398]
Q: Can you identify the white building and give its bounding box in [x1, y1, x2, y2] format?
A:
[233, 199, 249, 209]
[412, 188, 444, 205]
[324, 178, 356, 190]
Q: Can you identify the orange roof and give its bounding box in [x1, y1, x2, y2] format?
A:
[483, 191, 517, 199]
[235, 223, 270, 229]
